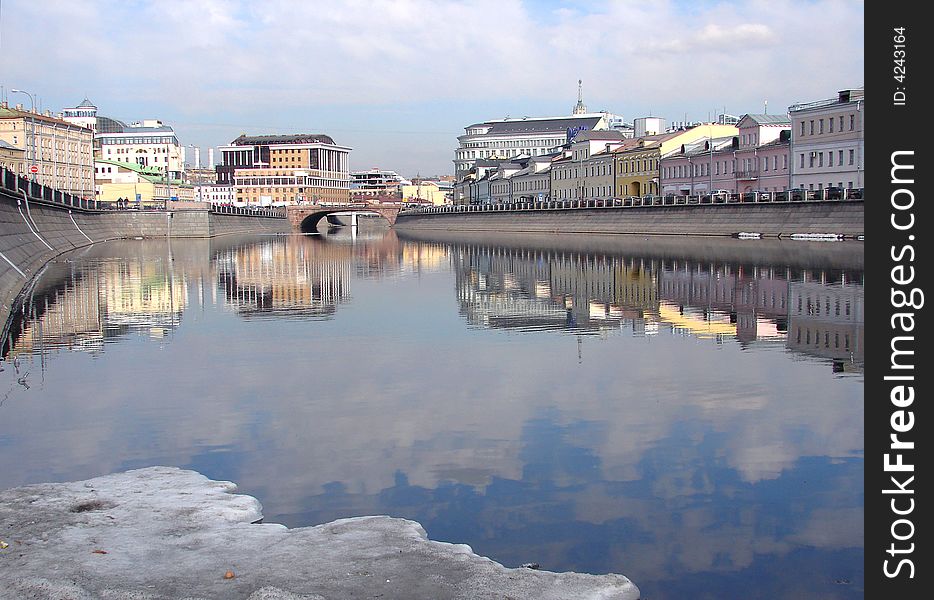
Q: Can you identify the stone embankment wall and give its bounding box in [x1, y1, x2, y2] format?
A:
[0, 189, 289, 325]
[394, 201, 865, 238]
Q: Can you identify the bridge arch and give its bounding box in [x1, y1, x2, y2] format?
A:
[288, 204, 401, 233]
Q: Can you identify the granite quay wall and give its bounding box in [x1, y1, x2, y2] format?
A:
[0, 189, 290, 340]
[394, 201, 865, 238]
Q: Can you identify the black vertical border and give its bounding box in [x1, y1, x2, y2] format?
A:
[865, 2, 929, 597]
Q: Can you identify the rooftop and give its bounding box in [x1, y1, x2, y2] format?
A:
[465, 114, 605, 136]
[231, 133, 337, 146]
[740, 114, 791, 126]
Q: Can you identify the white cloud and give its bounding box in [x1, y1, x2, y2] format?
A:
[1, 0, 863, 175]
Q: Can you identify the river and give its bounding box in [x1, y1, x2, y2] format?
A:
[0, 227, 864, 599]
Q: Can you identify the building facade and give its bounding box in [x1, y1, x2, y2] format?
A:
[218, 134, 351, 206]
[351, 169, 409, 201]
[660, 136, 737, 195]
[95, 120, 184, 180]
[615, 124, 739, 198]
[454, 113, 609, 180]
[94, 159, 194, 204]
[193, 183, 234, 204]
[0, 101, 95, 197]
[733, 114, 791, 193]
[789, 89, 864, 191]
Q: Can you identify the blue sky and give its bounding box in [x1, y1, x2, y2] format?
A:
[1, 0, 863, 178]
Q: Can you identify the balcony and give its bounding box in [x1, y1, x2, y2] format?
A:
[735, 170, 759, 180]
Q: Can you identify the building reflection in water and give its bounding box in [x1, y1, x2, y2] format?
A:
[0, 232, 864, 599]
[5, 257, 187, 361]
[2, 234, 423, 359]
[451, 243, 864, 372]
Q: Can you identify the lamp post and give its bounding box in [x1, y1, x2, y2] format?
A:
[11, 89, 36, 181]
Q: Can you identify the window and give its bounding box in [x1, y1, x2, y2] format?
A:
[809, 120, 814, 135]
[849, 149, 855, 165]
[801, 122, 806, 136]
[829, 118, 834, 133]
[850, 114, 855, 130]
[828, 152, 833, 167]
[809, 153, 814, 168]
[819, 119, 824, 134]
[818, 153, 823, 167]
[838, 149, 844, 165]
[839, 116, 844, 130]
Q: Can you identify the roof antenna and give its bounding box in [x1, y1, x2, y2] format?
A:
[764, 99, 768, 115]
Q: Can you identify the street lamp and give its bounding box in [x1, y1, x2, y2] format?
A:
[11, 88, 37, 181]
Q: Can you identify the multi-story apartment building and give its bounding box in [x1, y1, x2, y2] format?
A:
[0, 101, 95, 197]
[660, 136, 736, 196]
[218, 134, 351, 206]
[734, 114, 791, 193]
[0, 140, 25, 173]
[789, 88, 864, 191]
[614, 124, 738, 198]
[551, 130, 630, 202]
[508, 154, 555, 203]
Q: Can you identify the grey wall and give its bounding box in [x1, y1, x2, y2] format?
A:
[394, 202, 865, 238]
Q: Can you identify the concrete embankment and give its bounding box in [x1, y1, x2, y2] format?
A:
[394, 201, 864, 238]
[0, 467, 641, 600]
[395, 228, 864, 271]
[0, 189, 289, 331]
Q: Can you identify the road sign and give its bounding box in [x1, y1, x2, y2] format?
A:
[29, 165, 38, 174]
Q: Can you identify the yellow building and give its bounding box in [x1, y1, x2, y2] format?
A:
[400, 181, 451, 206]
[94, 159, 194, 205]
[0, 101, 95, 197]
[614, 124, 737, 197]
[0, 139, 25, 173]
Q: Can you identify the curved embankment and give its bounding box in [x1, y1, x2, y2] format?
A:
[394, 200, 864, 238]
[0, 190, 290, 336]
[0, 467, 640, 599]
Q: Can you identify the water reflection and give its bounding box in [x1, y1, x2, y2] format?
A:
[450, 240, 863, 372]
[0, 231, 863, 599]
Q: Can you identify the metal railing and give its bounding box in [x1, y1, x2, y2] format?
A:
[399, 187, 864, 216]
[2, 167, 100, 210]
[210, 203, 287, 218]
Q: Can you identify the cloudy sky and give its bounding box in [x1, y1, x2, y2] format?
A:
[1, 0, 863, 177]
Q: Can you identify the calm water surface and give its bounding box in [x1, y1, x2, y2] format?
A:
[0, 229, 864, 599]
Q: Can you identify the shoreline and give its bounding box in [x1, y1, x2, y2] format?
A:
[0, 466, 641, 599]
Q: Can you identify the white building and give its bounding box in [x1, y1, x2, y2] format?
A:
[789, 89, 864, 191]
[96, 120, 184, 180]
[61, 98, 98, 131]
[509, 154, 556, 203]
[351, 169, 409, 199]
[194, 183, 234, 204]
[633, 117, 667, 138]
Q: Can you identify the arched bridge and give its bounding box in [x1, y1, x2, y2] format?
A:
[286, 202, 402, 233]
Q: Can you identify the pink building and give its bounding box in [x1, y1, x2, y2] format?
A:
[733, 114, 791, 193]
[660, 136, 737, 195]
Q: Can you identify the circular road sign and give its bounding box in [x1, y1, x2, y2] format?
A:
[29, 165, 39, 174]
